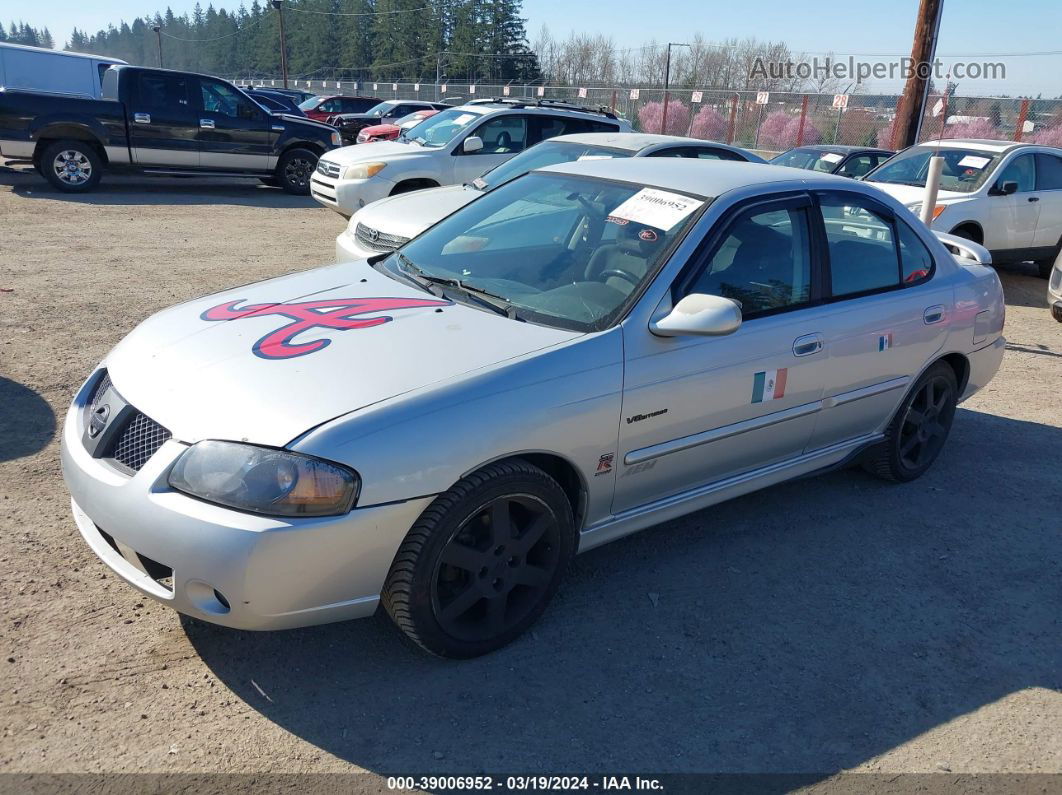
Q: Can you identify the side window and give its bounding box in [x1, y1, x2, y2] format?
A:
[136, 73, 191, 111]
[318, 99, 340, 113]
[820, 194, 900, 297]
[200, 79, 257, 119]
[649, 146, 744, 161]
[836, 154, 875, 178]
[1035, 153, 1062, 191]
[529, 116, 567, 145]
[686, 205, 812, 316]
[471, 115, 527, 154]
[995, 153, 1036, 192]
[897, 221, 935, 284]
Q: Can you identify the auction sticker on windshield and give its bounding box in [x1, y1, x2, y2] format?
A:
[608, 188, 703, 230]
[958, 155, 991, 169]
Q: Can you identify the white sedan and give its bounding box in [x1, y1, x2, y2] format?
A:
[62, 159, 1004, 657]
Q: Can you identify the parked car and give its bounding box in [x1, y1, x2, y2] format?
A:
[61, 159, 1004, 657]
[311, 98, 632, 216]
[337, 131, 766, 261]
[865, 139, 1062, 278]
[331, 100, 453, 144]
[245, 86, 317, 104]
[298, 94, 381, 122]
[244, 88, 306, 116]
[355, 109, 441, 144]
[0, 41, 125, 100]
[1049, 251, 1062, 322]
[771, 144, 894, 178]
[0, 65, 342, 194]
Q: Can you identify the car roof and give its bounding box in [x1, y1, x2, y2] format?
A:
[790, 144, 890, 154]
[916, 138, 1028, 153]
[550, 132, 737, 151]
[451, 103, 620, 123]
[539, 157, 853, 197]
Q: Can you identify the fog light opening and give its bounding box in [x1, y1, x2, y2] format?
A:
[185, 580, 232, 615]
[213, 589, 230, 610]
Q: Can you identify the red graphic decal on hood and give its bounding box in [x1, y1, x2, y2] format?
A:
[201, 296, 451, 359]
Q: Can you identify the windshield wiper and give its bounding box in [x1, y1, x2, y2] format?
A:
[396, 254, 520, 320]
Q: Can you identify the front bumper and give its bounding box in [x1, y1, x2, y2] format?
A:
[310, 168, 395, 217]
[336, 229, 381, 262]
[60, 379, 432, 630]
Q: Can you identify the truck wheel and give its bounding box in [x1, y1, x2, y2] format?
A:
[275, 148, 317, 195]
[862, 361, 958, 483]
[40, 140, 103, 192]
[382, 459, 576, 658]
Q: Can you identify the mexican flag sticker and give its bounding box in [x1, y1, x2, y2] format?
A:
[878, 333, 893, 351]
[752, 368, 787, 403]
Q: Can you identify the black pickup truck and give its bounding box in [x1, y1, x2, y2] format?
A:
[0, 65, 341, 194]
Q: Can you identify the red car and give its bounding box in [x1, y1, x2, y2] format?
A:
[355, 109, 441, 144]
[298, 95, 381, 123]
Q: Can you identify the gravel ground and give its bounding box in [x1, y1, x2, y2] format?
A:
[0, 162, 1059, 785]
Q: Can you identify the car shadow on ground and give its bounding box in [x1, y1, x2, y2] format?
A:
[0, 164, 319, 209]
[186, 408, 1060, 775]
[0, 377, 56, 463]
[996, 265, 1050, 309]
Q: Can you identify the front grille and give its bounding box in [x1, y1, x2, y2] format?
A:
[111, 411, 171, 472]
[316, 159, 341, 179]
[90, 372, 112, 413]
[355, 222, 409, 253]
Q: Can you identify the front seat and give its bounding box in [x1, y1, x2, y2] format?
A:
[492, 131, 512, 153]
[584, 223, 662, 294]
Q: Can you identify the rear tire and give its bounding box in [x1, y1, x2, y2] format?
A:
[1035, 256, 1056, 280]
[862, 361, 958, 483]
[39, 139, 103, 193]
[275, 147, 317, 195]
[382, 459, 576, 658]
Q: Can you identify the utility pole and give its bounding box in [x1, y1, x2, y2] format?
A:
[152, 25, 163, 68]
[271, 0, 289, 89]
[892, 0, 944, 149]
[661, 42, 690, 134]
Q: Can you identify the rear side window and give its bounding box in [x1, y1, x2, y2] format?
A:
[687, 205, 812, 316]
[897, 221, 934, 284]
[820, 195, 900, 296]
[136, 73, 191, 111]
[1035, 153, 1062, 190]
[648, 146, 745, 161]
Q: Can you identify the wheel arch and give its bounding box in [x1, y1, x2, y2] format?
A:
[460, 451, 588, 531]
[948, 221, 984, 245]
[280, 140, 323, 158]
[937, 351, 971, 395]
[390, 177, 441, 195]
[33, 126, 109, 165]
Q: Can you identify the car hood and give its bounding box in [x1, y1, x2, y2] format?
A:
[354, 184, 477, 239]
[282, 115, 338, 134]
[361, 123, 399, 135]
[322, 140, 431, 166]
[104, 263, 579, 447]
[865, 181, 969, 205]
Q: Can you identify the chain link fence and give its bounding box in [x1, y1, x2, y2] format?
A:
[236, 77, 1062, 155]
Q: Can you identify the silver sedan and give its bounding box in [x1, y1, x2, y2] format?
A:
[61, 159, 1005, 657]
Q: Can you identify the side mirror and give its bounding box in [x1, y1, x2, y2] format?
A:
[650, 293, 742, 337]
[462, 136, 484, 153]
[995, 180, 1018, 196]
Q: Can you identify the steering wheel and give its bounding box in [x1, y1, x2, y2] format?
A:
[598, 268, 640, 287]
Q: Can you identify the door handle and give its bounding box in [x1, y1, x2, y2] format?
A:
[923, 305, 946, 324]
[133, 112, 151, 124]
[1028, 196, 1040, 202]
[199, 119, 216, 129]
[792, 333, 824, 357]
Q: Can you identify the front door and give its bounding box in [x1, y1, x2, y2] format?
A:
[196, 77, 276, 172]
[615, 196, 827, 514]
[983, 152, 1040, 253]
[450, 114, 529, 184]
[128, 70, 198, 167]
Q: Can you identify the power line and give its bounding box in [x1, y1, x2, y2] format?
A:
[283, 4, 434, 16]
[159, 14, 268, 42]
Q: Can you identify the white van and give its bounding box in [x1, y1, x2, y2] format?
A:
[0, 42, 126, 100]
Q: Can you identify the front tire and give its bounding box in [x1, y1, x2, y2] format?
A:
[40, 139, 103, 193]
[863, 361, 958, 482]
[275, 147, 318, 195]
[382, 459, 576, 658]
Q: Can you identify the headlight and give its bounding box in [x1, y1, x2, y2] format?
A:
[343, 161, 387, 180]
[906, 202, 948, 220]
[330, 130, 342, 147]
[168, 441, 359, 517]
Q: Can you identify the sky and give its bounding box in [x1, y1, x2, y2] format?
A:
[9, 0, 1062, 96]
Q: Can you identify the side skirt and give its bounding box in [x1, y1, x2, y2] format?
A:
[577, 432, 882, 554]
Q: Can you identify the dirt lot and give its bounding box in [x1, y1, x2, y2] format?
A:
[0, 162, 1059, 785]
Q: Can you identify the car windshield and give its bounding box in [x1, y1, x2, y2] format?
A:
[364, 101, 398, 117]
[405, 108, 484, 148]
[771, 148, 844, 172]
[474, 141, 634, 192]
[297, 96, 322, 110]
[383, 172, 707, 331]
[865, 146, 1002, 193]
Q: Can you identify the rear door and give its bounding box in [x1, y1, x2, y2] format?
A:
[128, 70, 199, 167]
[196, 77, 276, 172]
[804, 190, 950, 451]
[615, 195, 827, 513]
[1033, 152, 1062, 252]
